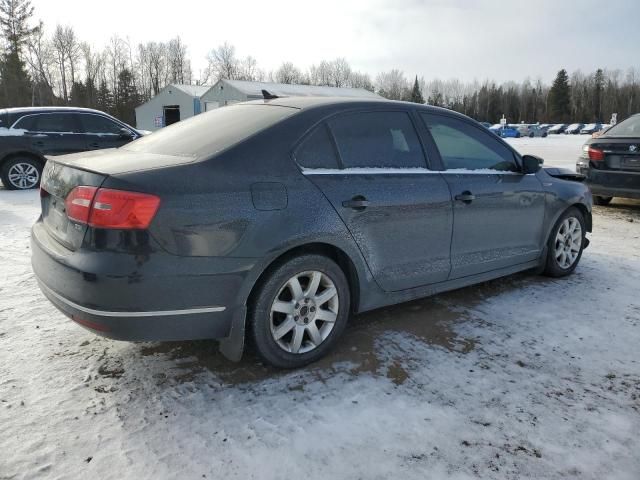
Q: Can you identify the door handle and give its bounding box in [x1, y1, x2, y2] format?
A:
[33, 141, 45, 147]
[88, 142, 100, 149]
[342, 196, 370, 210]
[455, 191, 475, 203]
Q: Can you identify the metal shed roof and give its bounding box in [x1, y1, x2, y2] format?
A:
[170, 84, 211, 97]
[218, 79, 381, 98]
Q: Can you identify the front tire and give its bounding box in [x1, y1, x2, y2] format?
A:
[249, 254, 350, 368]
[1, 156, 43, 190]
[543, 207, 586, 277]
[593, 195, 613, 206]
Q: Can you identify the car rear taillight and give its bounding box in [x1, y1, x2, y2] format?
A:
[65, 186, 98, 224]
[587, 146, 605, 162]
[65, 186, 160, 229]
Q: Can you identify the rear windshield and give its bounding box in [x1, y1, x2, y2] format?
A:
[123, 104, 297, 157]
[603, 115, 640, 138]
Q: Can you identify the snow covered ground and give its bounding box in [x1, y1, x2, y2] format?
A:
[1, 135, 639, 480]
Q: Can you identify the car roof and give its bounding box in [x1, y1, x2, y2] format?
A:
[0, 106, 110, 115]
[242, 96, 480, 123]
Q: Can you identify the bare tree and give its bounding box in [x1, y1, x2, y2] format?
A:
[274, 61, 302, 84]
[25, 21, 55, 94]
[204, 42, 238, 82]
[167, 36, 191, 84]
[376, 69, 408, 100]
[330, 58, 351, 87]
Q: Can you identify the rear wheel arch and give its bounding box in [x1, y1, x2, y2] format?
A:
[0, 152, 46, 189]
[246, 242, 361, 315]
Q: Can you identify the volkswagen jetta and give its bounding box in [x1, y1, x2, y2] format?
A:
[32, 97, 592, 368]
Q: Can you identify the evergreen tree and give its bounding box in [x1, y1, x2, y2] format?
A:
[593, 68, 604, 121]
[115, 68, 139, 124]
[96, 79, 113, 114]
[0, 0, 35, 106]
[548, 69, 571, 122]
[69, 80, 86, 107]
[409, 76, 424, 104]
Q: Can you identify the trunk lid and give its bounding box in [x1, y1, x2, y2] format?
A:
[592, 138, 640, 171]
[51, 148, 197, 176]
[40, 160, 106, 251]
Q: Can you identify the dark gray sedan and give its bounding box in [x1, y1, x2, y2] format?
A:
[32, 97, 592, 368]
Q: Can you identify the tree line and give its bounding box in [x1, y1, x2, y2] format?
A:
[0, 0, 638, 127]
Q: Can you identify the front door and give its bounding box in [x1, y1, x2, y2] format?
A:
[78, 113, 137, 150]
[421, 113, 546, 279]
[296, 110, 453, 292]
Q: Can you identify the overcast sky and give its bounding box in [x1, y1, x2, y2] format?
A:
[31, 0, 639, 84]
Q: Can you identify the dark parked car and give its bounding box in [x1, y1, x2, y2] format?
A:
[547, 124, 567, 134]
[580, 123, 602, 135]
[32, 97, 592, 368]
[577, 113, 640, 205]
[0, 107, 143, 190]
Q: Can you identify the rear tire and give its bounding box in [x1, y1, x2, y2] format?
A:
[1, 156, 43, 190]
[248, 254, 350, 369]
[593, 195, 613, 206]
[529, 132, 534, 138]
[543, 207, 586, 278]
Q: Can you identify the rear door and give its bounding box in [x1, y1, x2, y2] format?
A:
[297, 110, 453, 292]
[78, 113, 137, 150]
[14, 112, 86, 156]
[421, 113, 545, 279]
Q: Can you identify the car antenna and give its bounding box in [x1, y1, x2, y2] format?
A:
[262, 89, 279, 100]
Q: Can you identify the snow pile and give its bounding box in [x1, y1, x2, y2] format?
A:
[0, 127, 27, 136]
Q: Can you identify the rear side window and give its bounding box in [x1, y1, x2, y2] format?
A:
[13, 115, 38, 131]
[329, 111, 426, 169]
[15, 113, 79, 133]
[294, 124, 339, 169]
[79, 114, 123, 135]
[604, 115, 640, 137]
[124, 104, 297, 158]
[422, 113, 518, 172]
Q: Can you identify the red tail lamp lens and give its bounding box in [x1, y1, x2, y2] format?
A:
[587, 147, 604, 162]
[64, 187, 160, 229]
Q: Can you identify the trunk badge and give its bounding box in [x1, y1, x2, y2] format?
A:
[630, 145, 638, 152]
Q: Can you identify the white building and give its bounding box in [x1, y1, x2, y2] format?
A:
[134, 84, 210, 131]
[135, 80, 382, 131]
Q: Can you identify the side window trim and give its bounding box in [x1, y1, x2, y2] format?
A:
[321, 122, 345, 169]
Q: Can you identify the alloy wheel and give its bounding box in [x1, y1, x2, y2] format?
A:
[554, 217, 582, 269]
[269, 270, 339, 354]
[8, 162, 40, 189]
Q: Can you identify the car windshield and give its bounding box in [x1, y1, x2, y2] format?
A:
[123, 104, 297, 157]
[602, 115, 640, 138]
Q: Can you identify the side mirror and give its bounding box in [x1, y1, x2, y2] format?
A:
[522, 154, 543, 174]
[119, 127, 135, 139]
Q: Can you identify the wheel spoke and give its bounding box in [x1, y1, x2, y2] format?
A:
[290, 325, 304, 353]
[306, 322, 323, 346]
[287, 276, 304, 301]
[272, 300, 294, 315]
[315, 308, 337, 323]
[305, 271, 322, 297]
[314, 287, 337, 306]
[273, 316, 295, 340]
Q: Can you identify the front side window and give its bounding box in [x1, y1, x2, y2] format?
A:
[78, 114, 124, 135]
[295, 123, 340, 169]
[422, 113, 518, 172]
[329, 111, 426, 169]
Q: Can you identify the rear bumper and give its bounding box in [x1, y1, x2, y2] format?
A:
[31, 221, 254, 341]
[577, 165, 640, 199]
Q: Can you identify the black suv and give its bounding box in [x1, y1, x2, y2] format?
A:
[0, 107, 143, 190]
